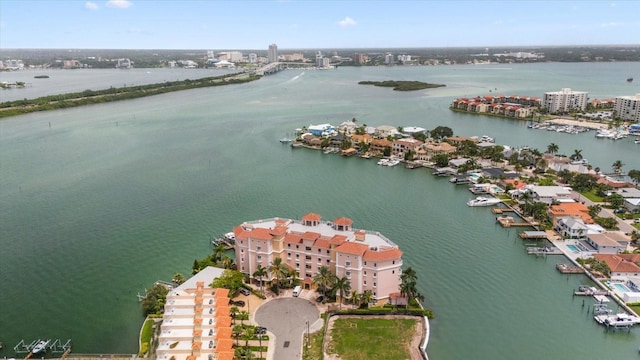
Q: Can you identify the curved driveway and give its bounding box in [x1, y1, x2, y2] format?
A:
[255, 298, 320, 360]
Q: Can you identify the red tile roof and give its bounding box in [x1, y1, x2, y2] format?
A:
[335, 241, 369, 256]
[302, 212, 322, 222]
[593, 254, 640, 274]
[363, 248, 403, 261]
[314, 238, 331, 249]
[284, 233, 303, 244]
[249, 227, 273, 241]
[302, 231, 321, 241]
[329, 234, 347, 246]
[333, 217, 353, 226]
[270, 225, 288, 236]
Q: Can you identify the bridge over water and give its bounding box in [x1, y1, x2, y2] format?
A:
[254, 62, 334, 76]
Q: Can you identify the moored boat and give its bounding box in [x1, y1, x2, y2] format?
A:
[32, 340, 50, 354]
[467, 196, 502, 207]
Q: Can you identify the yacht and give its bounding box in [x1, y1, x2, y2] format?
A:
[467, 196, 501, 207]
[635, 138, 640, 144]
[594, 313, 640, 327]
[279, 137, 293, 144]
[32, 340, 50, 354]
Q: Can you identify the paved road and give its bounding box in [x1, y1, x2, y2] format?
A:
[572, 190, 636, 234]
[255, 297, 320, 360]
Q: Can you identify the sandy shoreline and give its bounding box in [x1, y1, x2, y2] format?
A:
[546, 118, 610, 130]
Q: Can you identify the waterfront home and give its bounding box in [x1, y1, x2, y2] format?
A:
[612, 187, 640, 199]
[349, 133, 372, 149]
[421, 142, 457, 159]
[369, 138, 393, 155]
[593, 254, 640, 278]
[157, 267, 234, 360]
[548, 202, 593, 227]
[585, 233, 629, 254]
[624, 198, 640, 213]
[338, 121, 357, 135]
[445, 136, 476, 145]
[555, 217, 604, 240]
[375, 125, 399, 138]
[523, 185, 573, 205]
[448, 157, 472, 170]
[500, 178, 528, 191]
[392, 138, 423, 159]
[233, 213, 403, 301]
[309, 124, 336, 137]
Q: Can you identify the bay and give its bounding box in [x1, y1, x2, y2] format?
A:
[1, 62, 639, 359]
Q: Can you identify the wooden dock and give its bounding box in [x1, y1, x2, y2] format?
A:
[527, 247, 564, 255]
[519, 231, 548, 240]
[556, 263, 585, 274]
[497, 216, 535, 227]
[492, 208, 513, 214]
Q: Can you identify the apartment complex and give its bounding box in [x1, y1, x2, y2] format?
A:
[542, 88, 588, 113]
[614, 94, 640, 122]
[157, 267, 234, 360]
[233, 213, 403, 301]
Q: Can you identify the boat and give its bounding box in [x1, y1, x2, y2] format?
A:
[377, 158, 389, 165]
[32, 340, 50, 354]
[279, 137, 293, 144]
[635, 138, 640, 144]
[467, 196, 501, 207]
[627, 77, 633, 82]
[594, 313, 640, 327]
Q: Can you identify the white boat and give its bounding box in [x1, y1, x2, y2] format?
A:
[377, 159, 389, 165]
[279, 137, 293, 143]
[385, 159, 400, 167]
[479, 135, 495, 143]
[635, 138, 640, 144]
[32, 340, 50, 354]
[467, 196, 501, 207]
[595, 313, 640, 327]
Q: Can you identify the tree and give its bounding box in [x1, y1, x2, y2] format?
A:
[253, 265, 267, 295]
[313, 265, 335, 298]
[172, 272, 185, 285]
[350, 290, 360, 307]
[333, 276, 351, 310]
[230, 306, 239, 325]
[607, 193, 625, 210]
[570, 149, 583, 161]
[546, 143, 559, 155]
[140, 283, 169, 315]
[430, 126, 453, 140]
[612, 160, 624, 175]
[210, 269, 246, 295]
[269, 257, 289, 288]
[628, 169, 640, 185]
[588, 204, 602, 218]
[232, 324, 243, 347]
[360, 289, 374, 308]
[213, 243, 227, 263]
[432, 154, 450, 168]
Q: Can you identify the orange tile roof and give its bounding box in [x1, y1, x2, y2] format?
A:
[216, 327, 233, 339]
[363, 248, 403, 261]
[371, 138, 392, 147]
[192, 341, 202, 350]
[350, 134, 372, 143]
[216, 316, 232, 327]
[284, 233, 303, 244]
[270, 225, 288, 236]
[593, 254, 640, 274]
[549, 203, 593, 224]
[333, 217, 353, 226]
[618, 254, 640, 263]
[314, 238, 331, 249]
[215, 288, 230, 298]
[216, 305, 230, 317]
[335, 241, 369, 256]
[275, 218, 290, 226]
[502, 179, 527, 189]
[302, 231, 321, 241]
[302, 212, 322, 221]
[249, 227, 273, 241]
[193, 329, 202, 336]
[216, 339, 234, 352]
[329, 234, 347, 246]
[216, 352, 235, 360]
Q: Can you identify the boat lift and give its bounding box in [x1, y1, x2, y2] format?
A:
[14, 339, 71, 354]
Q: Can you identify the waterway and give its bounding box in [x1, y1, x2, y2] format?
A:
[1, 63, 639, 359]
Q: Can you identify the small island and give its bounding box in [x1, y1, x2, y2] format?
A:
[358, 80, 445, 91]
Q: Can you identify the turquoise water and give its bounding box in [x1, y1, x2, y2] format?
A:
[612, 283, 633, 293]
[1, 63, 640, 359]
[567, 245, 580, 253]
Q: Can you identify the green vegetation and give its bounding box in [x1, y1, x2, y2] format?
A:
[327, 318, 418, 360]
[358, 80, 445, 91]
[140, 283, 169, 316]
[210, 269, 247, 296]
[303, 328, 325, 360]
[0, 72, 261, 118]
[139, 318, 154, 356]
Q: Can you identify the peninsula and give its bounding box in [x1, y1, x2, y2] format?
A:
[358, 80, 445, 91]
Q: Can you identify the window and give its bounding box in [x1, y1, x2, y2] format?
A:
[257, 246, 261, 251]
[392, 270, 395, 274]
[326, 250, 330, 254]
[318, 258, 322, 263]
[346, 271, 351, 276]
[327, 259, 331, 263]
[373, 273, 377, 278]
[364, 280, 367, 285]
[345, 261, 351, 266]
[296, 254, 299, 258]
[257, 255, 262, 260]
[296, 263, 300, 268]
[306, 264, 312, 269]
[318, 249, 321, 253]
[287, 244, 291, 248]
[364, 261, 367, 265]
[392, 260, 395, 264]
[373, 282, 376, 287]
[296, 245, 299, 249]
[306, 273, 312, 278]
[305, 255, 311, 260]
[364, 271, 367, 275]
[288, 252, 291, 257]
[305, 246, 312, 251]
[374, 263, 377, 267]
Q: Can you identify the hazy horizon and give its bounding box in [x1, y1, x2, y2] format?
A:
[1, 1, 639, 50]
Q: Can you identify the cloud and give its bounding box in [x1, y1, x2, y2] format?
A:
[600, 22, 623, 28]
[106, 0, 133, 9]
[338, 17, 357, 27]
[85, 2, 99, 10]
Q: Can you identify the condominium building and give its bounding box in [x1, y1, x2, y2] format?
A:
[614, 94, 640, 122]
[233, 213, 403, 301]
[157, 267, 234, 360]
[542, 88, 588, 113]
[268, 44, 278, 63]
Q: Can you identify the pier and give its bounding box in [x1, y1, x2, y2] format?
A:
[14, 339, 72, 357]
[527, 246, 564, 256]
[519, 231, 548, 240]
[491, 208, 514, 214]
[498, 216, 538, 227]
[556, 263, 584, 274]
[573, 285, 610, 296]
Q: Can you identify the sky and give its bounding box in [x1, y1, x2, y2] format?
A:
[1, 0, 639, 50]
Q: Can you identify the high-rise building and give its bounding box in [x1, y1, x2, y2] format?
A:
[614, 94, 640, 122]
[248, 53, 257, 64]
[542, 88, 588, 113]
[384, 53, 394, 64]
[268, 44, 278, 63]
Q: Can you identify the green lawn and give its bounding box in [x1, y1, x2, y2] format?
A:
[327, 318, 418, 360]
[580, 191, 604, 203]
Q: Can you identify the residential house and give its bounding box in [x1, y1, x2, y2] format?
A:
[369, 138, 393, 155]
[555, 217, 604, 240]
[392, 138, 423, 159]
[548, 202, 593, 227]
[375, 125, 399, 139]
[525, 185, 573, 204]
[585, 233, 628, 254]
[593, 254, 640, 279]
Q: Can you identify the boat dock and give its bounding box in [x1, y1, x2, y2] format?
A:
[14, 339, 72, 357]
[519, 231, 548, 240]
[556, 263, 584, 274]
[573, 285, 610, 296]
[527, 246, 563, 255]
[498, 216, 536, 227]
[491, 208, 514, 214]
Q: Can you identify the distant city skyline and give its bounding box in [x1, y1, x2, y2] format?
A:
[1, 0, 639, 50]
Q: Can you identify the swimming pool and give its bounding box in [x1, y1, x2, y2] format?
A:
[611, 282, 633, 293]
[566, 244, 579, 253]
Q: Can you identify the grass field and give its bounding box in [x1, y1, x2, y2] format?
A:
[327, 318, 418, 360]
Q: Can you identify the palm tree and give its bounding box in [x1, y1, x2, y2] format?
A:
[232, 324, 243, 347]
[333, 276, 351, 310]
[612, 160, 624, 175]
[243, 326, 256, 358]
[313, 265, 335, 298]
[570, 149, 583, 161]
[238, 310, 249, 326]
[230, 305, 239, 325]
[269, 257, 288, 288]
[361, 289, 374, 308]
[546, 143, 559, 155]
[400, 267, 417, 284]
[253, 265, 267, 295]
[220, 255, 234, 269]
[172, 272, 185, 285]
[350, 290, 360, 307]
[588, 204, 602, 218]
[212, 243, 227, 263]
[288, 269, 299, 288]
